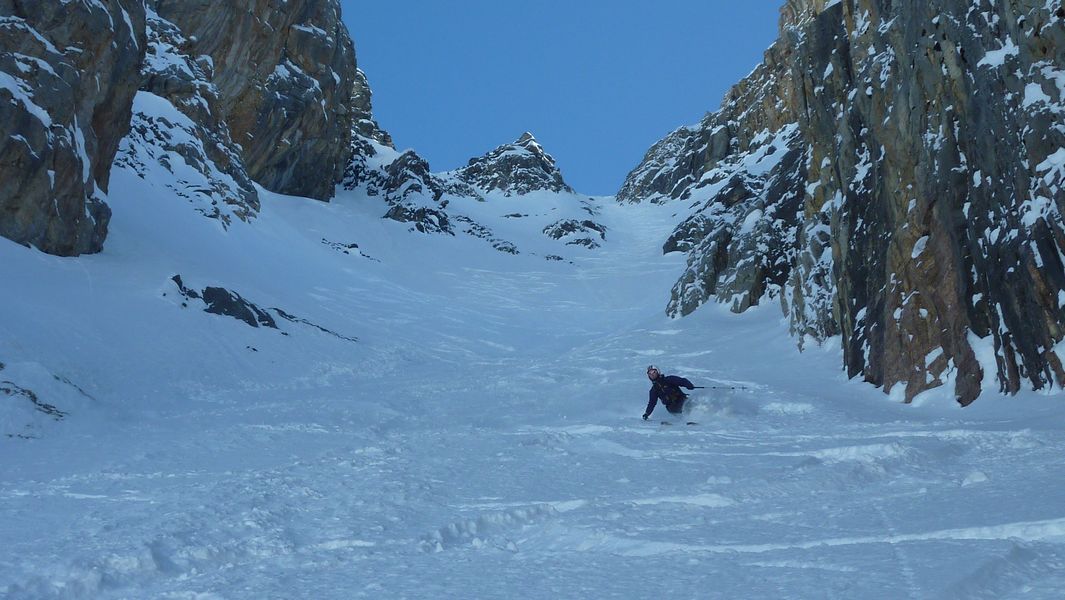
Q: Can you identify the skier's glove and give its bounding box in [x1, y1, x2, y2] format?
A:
[642, 414, 649, 420]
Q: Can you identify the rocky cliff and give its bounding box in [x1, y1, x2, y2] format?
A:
[1, 0, 361, 255]
[153, 0, 358, 201]
[0, 0, 146, 255]
[620, 0, 1065, 405]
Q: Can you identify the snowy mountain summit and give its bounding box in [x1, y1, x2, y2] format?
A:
[343, 125, 604, 253]
[452, 132, 574, 197]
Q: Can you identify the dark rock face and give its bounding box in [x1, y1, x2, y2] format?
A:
[203, 287, 279, 329]
[384, 203, 453, 235]
[321, 238, 378, 261]
[454, 216, 519, 254]
[454, 132, 574, 196]
[1, 381, 66, 419]
[543, 219, 608, 249]
[171, 275, 277, 328]
[374, 151, 455, 235]
[379, 151, 445, 205]
[620, 0, 1065, 405]
[0, 0, 146, 255]
[170, 275, 357, 341]
[153, 0, 358, 200]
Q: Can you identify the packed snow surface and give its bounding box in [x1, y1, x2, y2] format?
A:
[2, 166, 1065, 598]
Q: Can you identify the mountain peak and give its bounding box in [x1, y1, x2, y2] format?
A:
[454, 133, 573, 196]
[514, 131, 542, 149]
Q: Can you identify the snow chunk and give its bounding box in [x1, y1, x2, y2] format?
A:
[293, 23, 329, 38]
[925, 347, 944, 367]
[632, 494, 736, 508]
[1023, 82, 1052, 108]
[738, 209, 763, 235]
[977, 38, 1019, 68]
[762, 402, 815, 415]
[967, 331, 1001, 398]
[911, 235, 930, 259]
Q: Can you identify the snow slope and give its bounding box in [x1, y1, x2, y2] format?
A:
[2, 150, 1065, 598]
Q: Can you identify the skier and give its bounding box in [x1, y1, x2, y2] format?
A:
[642, 365, 696, 420]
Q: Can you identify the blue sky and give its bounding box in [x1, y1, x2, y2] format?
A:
[341, 2, 782, 195]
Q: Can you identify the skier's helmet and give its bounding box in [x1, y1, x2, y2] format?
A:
[646, 365, 660, 380]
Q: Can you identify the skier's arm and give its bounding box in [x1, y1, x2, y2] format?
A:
[667, 375, 695, 390]
[643, 388, 659, 419]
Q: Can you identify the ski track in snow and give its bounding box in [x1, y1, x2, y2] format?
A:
[2, 179, 1065, 599]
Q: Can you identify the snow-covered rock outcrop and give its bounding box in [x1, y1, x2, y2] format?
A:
[115, 9, 260, 227]
[620, 0, 1065, 405]
[0, 0, 146, 255]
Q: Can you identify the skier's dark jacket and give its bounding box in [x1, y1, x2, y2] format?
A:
[644, 375, 695, 417]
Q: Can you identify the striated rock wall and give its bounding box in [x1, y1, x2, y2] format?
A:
[0, 0, 146, 255]
[806, 0, 1065, 405]
[154, 0, 357, 200]
[620, 0, 1065, 405]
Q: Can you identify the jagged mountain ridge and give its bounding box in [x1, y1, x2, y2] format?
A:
[619, 0, 1065, 405]
[343, 129, 607, 255]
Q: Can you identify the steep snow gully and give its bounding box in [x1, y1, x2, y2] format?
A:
[3, 171, 1065, 598]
